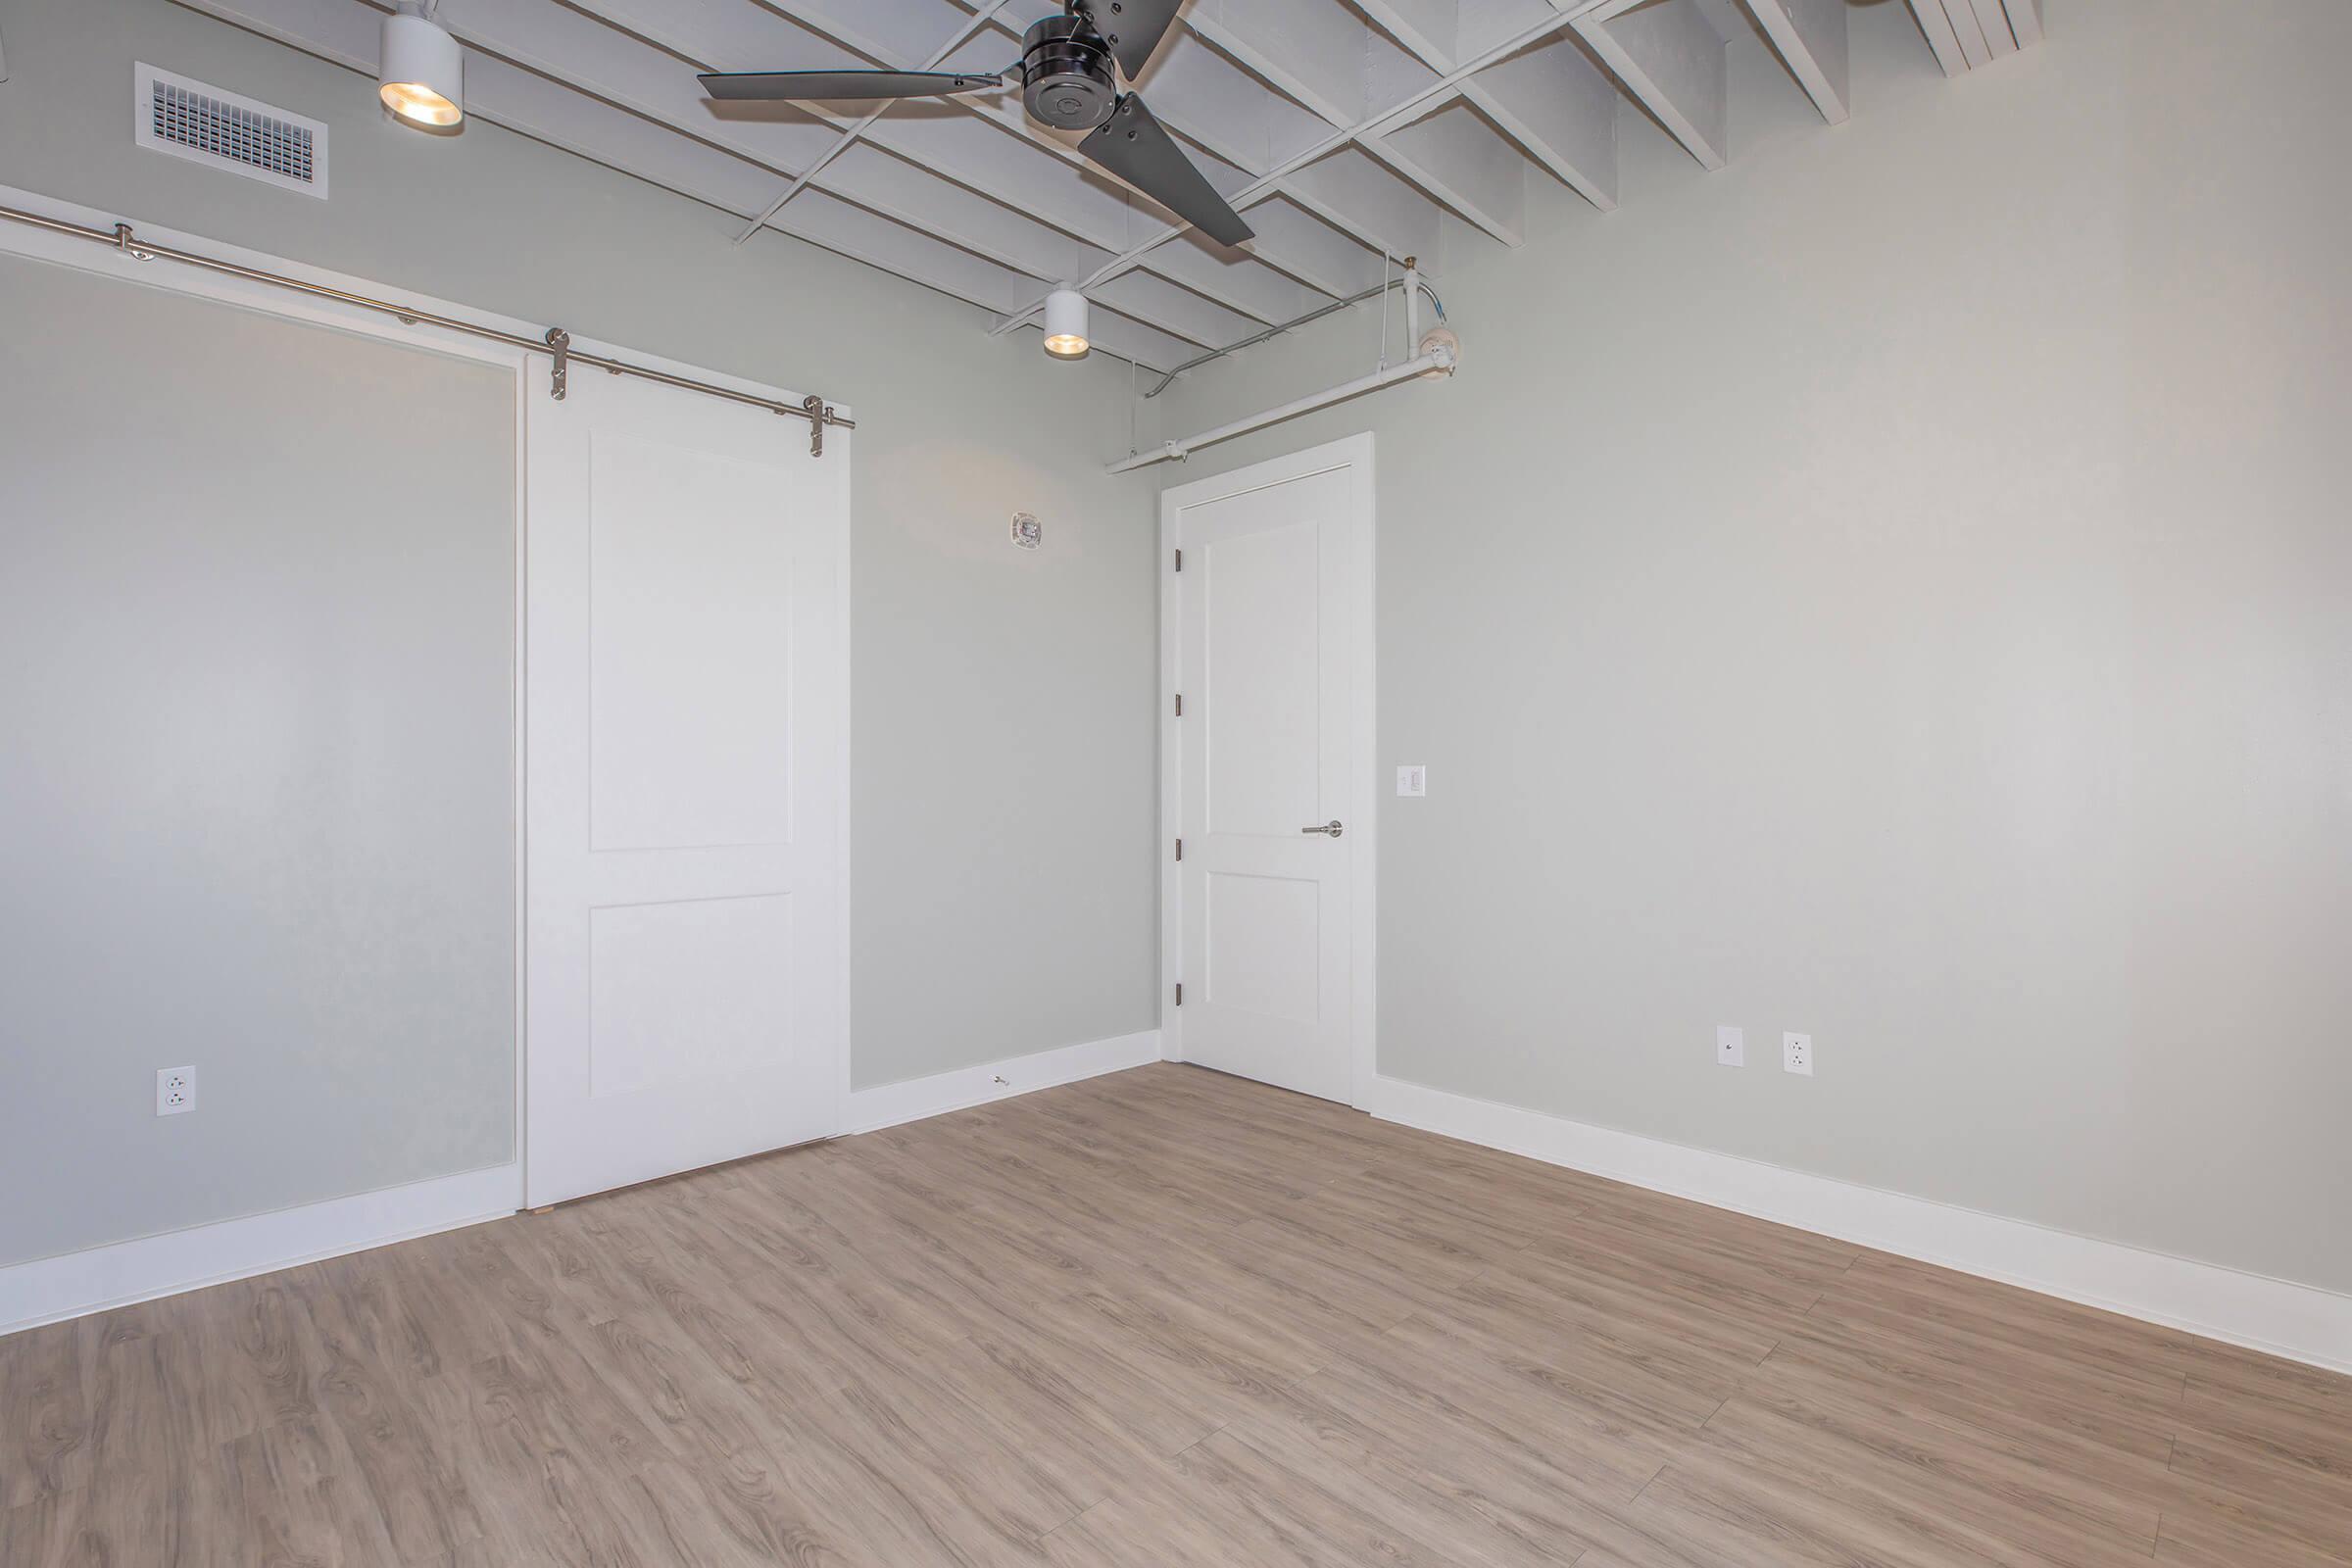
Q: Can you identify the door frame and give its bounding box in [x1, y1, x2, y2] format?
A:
[1157, 432, 1378, 1108]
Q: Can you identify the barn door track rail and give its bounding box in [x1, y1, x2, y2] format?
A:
[0, 202, 854, 456]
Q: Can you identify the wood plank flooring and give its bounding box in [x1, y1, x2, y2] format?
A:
[4, 1062, 2347, 1566]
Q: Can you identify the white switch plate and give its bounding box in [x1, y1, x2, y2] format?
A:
[1716, 1025, 1744, 1067]
[1396, 764, 1427, 797]
[157, 1065, 197, 1115]
[1782, 1032, 1813, 1076]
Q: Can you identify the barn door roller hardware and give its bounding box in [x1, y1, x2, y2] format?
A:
[802, 394, 840, 458]
[1, 202, 855, 456]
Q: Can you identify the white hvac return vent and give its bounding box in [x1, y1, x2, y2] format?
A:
[133, 64, 328, 199]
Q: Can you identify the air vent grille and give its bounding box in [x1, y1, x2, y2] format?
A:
[132, 64, 328, 198]
[153, 78, 315, 181]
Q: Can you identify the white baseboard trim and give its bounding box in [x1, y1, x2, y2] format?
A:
[846, 1029, 1163, 1135]
[1364, 1075, 2352, 1376]
[0, 1030, 1165, 1337]
[0, 1162, 520, 1339]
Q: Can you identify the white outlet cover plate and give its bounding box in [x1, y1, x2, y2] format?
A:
[1396, 764, 1427, 797]
[1783, 1032, 1813, 1075]
[156, 1065, 197, 1115]
[1716, 1025, 1744, 1066]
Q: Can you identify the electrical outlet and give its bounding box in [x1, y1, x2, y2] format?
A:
[1396, 764, 1427, 797]
[1782, 1032, 1813, 1076]
[156, 1065, 197, 1116]
[1716, 1025, 1744, 1067]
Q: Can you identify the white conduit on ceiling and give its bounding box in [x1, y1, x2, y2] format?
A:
[1106, 347, 1453, 473]
[1107, 265, 1457, 473]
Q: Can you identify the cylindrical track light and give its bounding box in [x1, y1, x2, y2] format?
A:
[1042, 287, 1091, 361]
[379, 3, 464, 129]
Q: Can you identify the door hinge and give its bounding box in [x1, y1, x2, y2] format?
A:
[1174, 982, 1183, 1006]
[1174, 837, 1183, 861]
[1174, 693, 1183, 717]
[1173, 548, 1183, 571]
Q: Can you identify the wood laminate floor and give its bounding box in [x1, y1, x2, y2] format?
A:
[4, 1063, 2348, 1566]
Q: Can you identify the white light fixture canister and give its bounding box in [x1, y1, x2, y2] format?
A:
[1042, 287, 1091, 361]
[379, 3, 464, 128]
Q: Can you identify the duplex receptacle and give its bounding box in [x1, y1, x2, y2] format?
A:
[157, 1065, 197, 1116]
[1782, 1033, 1813, 1076]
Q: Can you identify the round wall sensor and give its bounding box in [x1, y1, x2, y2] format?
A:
[1010, 512, 1041, 550]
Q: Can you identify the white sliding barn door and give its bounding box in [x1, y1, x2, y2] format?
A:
[1162, 435, 1376, 1105]
[526, 369, 848, 1207]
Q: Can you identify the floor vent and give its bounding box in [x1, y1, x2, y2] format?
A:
[133, 63, 328, 199]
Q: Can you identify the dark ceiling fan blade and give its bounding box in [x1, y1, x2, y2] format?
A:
[1095, 0, 1183, 80]
[699, 70, 1003, 102]
[1080, 94, 1253, 248]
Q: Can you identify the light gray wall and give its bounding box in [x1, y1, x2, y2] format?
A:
[0, 0, 1160, 1112]
[0, 254, 517, 1265]
[1155, 0, 2352, 1294]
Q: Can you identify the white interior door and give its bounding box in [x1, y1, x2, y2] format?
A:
[1163, 434, 1375, 1104]
[526, 367, 848, 1207]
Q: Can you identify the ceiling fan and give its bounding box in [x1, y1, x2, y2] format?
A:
[698, 0, 1253, 248]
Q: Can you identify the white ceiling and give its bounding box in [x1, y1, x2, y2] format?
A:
[173, 0, 2044, 372]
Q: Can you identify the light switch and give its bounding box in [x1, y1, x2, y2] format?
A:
[1396, 764, 1427, 797]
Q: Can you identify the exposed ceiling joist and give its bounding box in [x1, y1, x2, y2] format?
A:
[660, 0, 1427, 325]
[1941, 0, 1995, 69]
[162, 0, 2043, 372]
[1467, 32, 1621, 214]
[1349, 2, 1615, 215]
[1903, 0, 1968, 74]
[1573, 0, 1730, 172]
[1904, 0, 2039, 77]
[730, 0, 1020, 241]
[992, 0, 1597, 336]
[1740, 0, 1850, 125]
[1368, 105, 1527, 248]
[1963, 0, 2020, 61]
[2004, 0, 2045, 49]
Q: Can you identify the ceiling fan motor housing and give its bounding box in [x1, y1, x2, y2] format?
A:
[1022, 14, 1116, 130]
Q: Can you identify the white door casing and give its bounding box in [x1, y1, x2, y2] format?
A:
[1160, 434, 1376, 1105]
[526, 368, 850, 1207]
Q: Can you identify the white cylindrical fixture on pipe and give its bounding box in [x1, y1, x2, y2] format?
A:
[1042, 287, 1091, 360]
[1106, 344, 1455, 473]
[380, 4, 465, 128]
[1403, 267, 1421, 352]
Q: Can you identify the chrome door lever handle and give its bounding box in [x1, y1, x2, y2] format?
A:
[1300, 820, 1344, 837]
